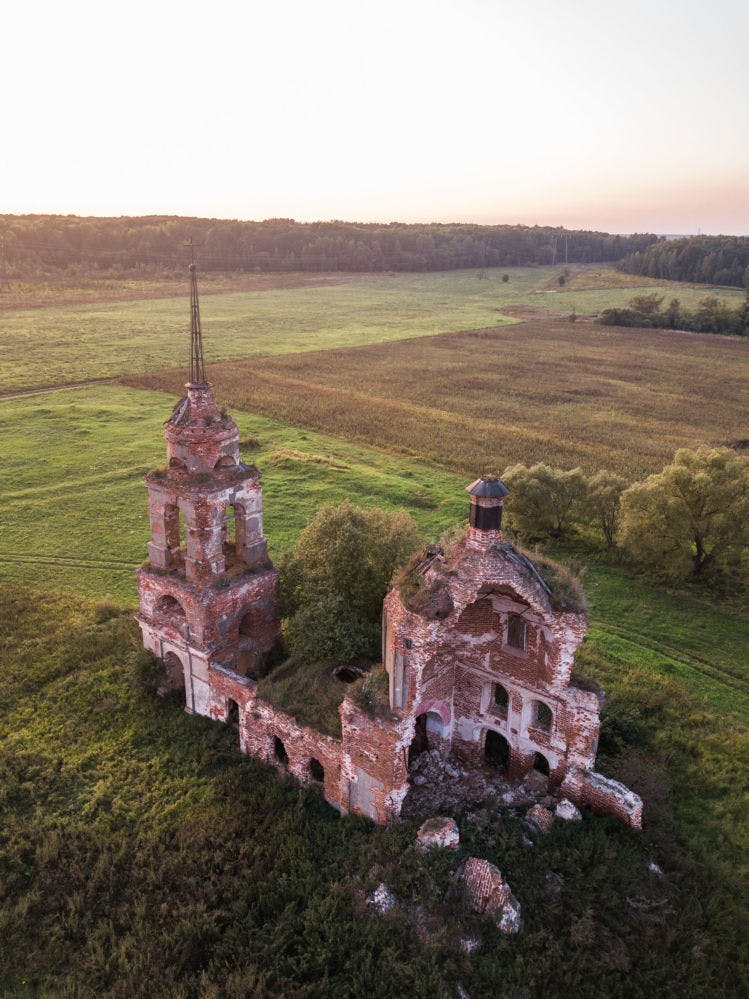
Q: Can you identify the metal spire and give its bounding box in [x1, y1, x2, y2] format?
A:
[187, 238, 206, 385]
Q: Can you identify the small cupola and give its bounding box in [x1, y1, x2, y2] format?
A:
[466, 476, 509, 533]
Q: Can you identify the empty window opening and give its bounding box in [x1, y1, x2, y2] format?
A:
[169, 457, 188, 472]
[485, 729, 510, 770]
[507, 613, 527, 651]
[533, 752, 550, 776]
[408, 713, 430, 767]
[222, 503, 246, 554]
[274, 736, 288, 768]
[227, 698, 239, 727]
[164, 503, 186, 558]
[534, 701, 553, 732]
[309, 758, 325, 783]
[493, 683, 509, 713]
[214, 455, 235, 469]
[155, 594, 187, 624]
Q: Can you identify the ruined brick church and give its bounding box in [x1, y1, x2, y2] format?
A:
[136, 267, 642, 829]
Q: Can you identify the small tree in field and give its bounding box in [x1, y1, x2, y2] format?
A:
[618, 447, 749, 582]
[281, 502, 419, 664]
[586, 470, 628, 547]
[502, 463, 588, 539]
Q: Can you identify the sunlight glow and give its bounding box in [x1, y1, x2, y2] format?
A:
[2, 0, 747, 233]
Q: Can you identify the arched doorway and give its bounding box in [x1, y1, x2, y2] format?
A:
[485, 729, 510, 771]
[162, 651, 185, 693]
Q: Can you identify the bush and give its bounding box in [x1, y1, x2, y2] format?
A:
[281, 502, 419, 664]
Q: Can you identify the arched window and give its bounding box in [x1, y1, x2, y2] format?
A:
[214, 455, 236, 469]
[493, 683, 509, 714]
[227, 698, 239, 727]
[309, 758, 325, 783]
[533, 701, 553, 732]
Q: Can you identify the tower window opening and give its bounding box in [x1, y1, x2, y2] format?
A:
[227, 698, 239, 727]
[506, 613, 526, 651]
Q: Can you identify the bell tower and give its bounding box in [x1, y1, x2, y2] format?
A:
[136, 252, 279, 715]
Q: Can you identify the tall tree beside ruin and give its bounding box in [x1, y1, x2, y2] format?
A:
[502, 463, 588, 539]
[585, 470, 628, 547]
[618, 446, 749, 582]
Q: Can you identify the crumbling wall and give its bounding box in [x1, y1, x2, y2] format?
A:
[560, 766, 643, 829]
[208, 664, 344, 809]
[340, 700, 408, 822]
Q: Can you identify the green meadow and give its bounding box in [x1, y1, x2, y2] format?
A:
[0, 267, 747, 995]
[1, 265, 743, 392]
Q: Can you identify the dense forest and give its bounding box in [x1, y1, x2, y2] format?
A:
[619, 235, 749, 288]
[0, 215, 658, 275]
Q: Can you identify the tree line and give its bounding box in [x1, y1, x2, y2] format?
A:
[503, 447, 748, 586]
[619, 235, 749, 288]
[600, 292, 749, 336]
[0, 214, 658, 276]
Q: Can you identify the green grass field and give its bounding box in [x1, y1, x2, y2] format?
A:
[1, 265, 743, 392]
[0, 268, 747, 995]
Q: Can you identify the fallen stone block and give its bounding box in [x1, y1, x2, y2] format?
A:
[555, 798, 582, 822]
[526, 804, 555, 834]
[368, 882, 396, 915]
[459, 857, 521, 934]
[417, 816, 460, 851]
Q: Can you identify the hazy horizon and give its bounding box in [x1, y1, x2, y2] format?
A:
[3, 0, 747, 235]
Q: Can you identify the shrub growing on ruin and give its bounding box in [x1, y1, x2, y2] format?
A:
[618, 446, 749, 583]
[502, 463, 588, 539]
[281, 501, 419, 663]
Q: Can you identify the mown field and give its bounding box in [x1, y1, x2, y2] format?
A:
[1, 267, 747, 995]
[127, 317, 749, 479]
[1, 265, 743, 392]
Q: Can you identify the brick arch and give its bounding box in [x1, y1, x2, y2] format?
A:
[412, 698, 451, 728]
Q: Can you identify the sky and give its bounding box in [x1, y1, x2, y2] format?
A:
[2, 0, 747, 234]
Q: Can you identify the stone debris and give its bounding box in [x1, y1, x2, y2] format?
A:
[498, 892, 522, 935]
[417, 816, 460, 851]
[459, 857, 521, 934]
[555, 798, 583, 822]
[368, 883, 396, 915]
[402, 750, 550, 821]
[460, 937, 481, 954]
[526, 804, 555, 835]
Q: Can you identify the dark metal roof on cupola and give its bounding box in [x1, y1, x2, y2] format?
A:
[466, 477, 510, 498]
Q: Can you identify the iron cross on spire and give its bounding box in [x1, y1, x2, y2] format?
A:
[187, 237, 207, 385]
